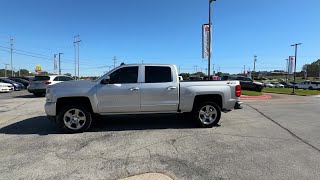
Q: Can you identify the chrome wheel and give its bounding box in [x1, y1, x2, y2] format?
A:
[198, 105, 217, 125]
[63, 108, 87, 130]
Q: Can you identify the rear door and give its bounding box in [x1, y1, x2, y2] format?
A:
[140, 65, 179, 112]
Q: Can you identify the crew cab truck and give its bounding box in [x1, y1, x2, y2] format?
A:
[45, 64, 241, 133]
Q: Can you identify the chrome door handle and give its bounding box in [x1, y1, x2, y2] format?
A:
[129, 87, 140, 91]
[167, 86, 177, 90]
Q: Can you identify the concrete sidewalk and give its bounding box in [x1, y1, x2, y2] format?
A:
[120, 173, 173, 180]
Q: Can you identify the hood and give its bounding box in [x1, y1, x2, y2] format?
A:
[49, 80, 97, 89]
[253, 82, 263, 85]
[0, 82, 12, 86]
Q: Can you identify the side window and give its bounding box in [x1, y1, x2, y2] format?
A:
[64, 77, 73, 81]
[109, 66, 138, 84]
[145, 66, 172, 83]
[53, 77, 60, 81]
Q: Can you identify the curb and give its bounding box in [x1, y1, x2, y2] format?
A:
[240, 94, 272, 100]
[119, 173, 173, 180]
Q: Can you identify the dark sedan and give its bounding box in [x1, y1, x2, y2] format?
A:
[0, 78, 25, 91]
[8, 77, 29, 88]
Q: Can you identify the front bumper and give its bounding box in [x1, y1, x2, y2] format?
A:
[0, 87, 13, 92]
[45, 102, 56, 116]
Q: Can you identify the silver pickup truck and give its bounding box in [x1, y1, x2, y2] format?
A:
[45, 64, 241, 133]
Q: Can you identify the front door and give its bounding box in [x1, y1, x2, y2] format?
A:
[96, 66, 141, 113]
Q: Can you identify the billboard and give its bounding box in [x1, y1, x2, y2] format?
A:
[288, 56, 295, 75]
[202, 24, 211, 59]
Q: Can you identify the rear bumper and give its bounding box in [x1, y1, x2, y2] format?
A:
[45, 102, 56, 116]
[224, 99, 240, 110]
[28, 88, 46, 93]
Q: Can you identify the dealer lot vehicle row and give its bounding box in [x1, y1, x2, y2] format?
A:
[0, 91, 320, 179]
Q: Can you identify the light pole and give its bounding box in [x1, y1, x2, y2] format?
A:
[291, 43, 302, 94]
[208, 0, 216, 79]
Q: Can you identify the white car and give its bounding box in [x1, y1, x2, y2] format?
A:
[271, 82, 285, 88]
[264, 82, 275, 88]
[0, 82, 14, 92]
[28, 75, 74, 97]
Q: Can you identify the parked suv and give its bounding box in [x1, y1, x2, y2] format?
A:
[28, 75, 74, 96]
[221, 76, 263, 92]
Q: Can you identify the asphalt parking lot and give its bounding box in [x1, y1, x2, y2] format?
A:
[0, 91, 320, 179]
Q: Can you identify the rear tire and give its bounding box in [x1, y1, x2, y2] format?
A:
[193, 102, 221, 128]
[33, 93, 43, 97]
[308, 86, 313, 90]
[57, 104, 93, 133]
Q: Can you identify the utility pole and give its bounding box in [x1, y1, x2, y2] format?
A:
[253, 55, 257, 72]
[285, 59, 289, 83]
[73, 35, 81, 79]
[318, 61, 320, 80]
[244, 65, 246, 76]
[58, 53, 63, 75]
[178, 65, 181, 74]
[10, 37, 13, 77]
[54, 54, 57, 74]
[18, 68, 20, 76]
[291, 43, 302, 94]
[113, 56, 117, 68]
[4, 64, 9, 77]
[212, 64, 215, 75]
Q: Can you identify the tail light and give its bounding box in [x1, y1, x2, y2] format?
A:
[235, 85, 241, 97]
[42, 81, 51, 85]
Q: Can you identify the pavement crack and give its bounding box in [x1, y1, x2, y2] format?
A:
[246, 104, 320, 153]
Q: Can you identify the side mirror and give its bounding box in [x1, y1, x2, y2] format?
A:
[101, 76, 111, 84]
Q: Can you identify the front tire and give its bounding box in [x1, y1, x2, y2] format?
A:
[57, 104, 93, 133]
[193, 102, 221, 128]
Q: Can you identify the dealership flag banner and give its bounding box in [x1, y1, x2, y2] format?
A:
[202, 24, 210, 59]
[288, 56, 295, 75]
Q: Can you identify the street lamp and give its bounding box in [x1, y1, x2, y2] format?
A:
[208, 0, 216, 79]
[291, 43, 302, 94]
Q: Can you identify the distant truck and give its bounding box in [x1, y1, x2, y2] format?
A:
[45, 64, 242, 133]
[294, 81, 320, 90]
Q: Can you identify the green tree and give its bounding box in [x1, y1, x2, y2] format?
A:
[302, 59, 320, 77]
[192, 72, 206, 77]
[179, 73, 190, 80]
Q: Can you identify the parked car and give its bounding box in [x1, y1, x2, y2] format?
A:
[0, 78, 24, 91]
[271, 82, 285, 88]
[0, 82, 14, 93]
[221, 76, 263, 92]
[294, 81, 320, 90]
[28, 75, 74, 97]
[15, 76, 34, 82]
[263, 82, 275, 88]
[8, 77, 30, 88]
[45, 64, 242, 133]
[279, 81, 294, 88]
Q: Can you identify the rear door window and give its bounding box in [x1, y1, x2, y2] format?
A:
[33, 76, 50, 81]
[53, 77, 60, 81]
[145, 66, 172, 83]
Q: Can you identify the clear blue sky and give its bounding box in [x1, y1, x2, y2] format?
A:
[0, 0, 319, 76]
